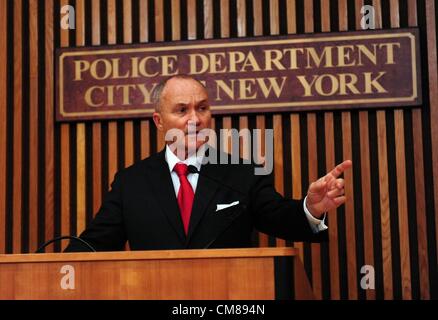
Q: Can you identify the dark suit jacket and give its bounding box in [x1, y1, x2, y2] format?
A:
[65, 148, 327, 252]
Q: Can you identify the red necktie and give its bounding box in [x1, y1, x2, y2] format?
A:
[174, 163, 194, 235]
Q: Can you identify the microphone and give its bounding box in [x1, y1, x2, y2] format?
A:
[35, 236, 96, 253]
[187, 165, 248, 248]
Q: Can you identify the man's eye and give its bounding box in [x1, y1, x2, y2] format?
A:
[177, 107, 187, 114]
[199, 105, 208, 111]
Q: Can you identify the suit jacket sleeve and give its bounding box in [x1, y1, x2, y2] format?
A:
[250, 171, 328, 242]
[64, 172, 127, 252]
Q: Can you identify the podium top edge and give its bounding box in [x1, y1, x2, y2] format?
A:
[0, 247, 299, 264]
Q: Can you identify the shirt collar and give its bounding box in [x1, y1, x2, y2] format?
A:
[165, 144, 205, 173]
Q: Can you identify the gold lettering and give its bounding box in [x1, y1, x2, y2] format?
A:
[138, 56, 159, 77]
[338, 73, 360, 95]
[337, 45, 356, 67]
[111, 58, 130, 79]
[84, 86, 104, 107]
[189, 54, 209, 74]
[357, 44, 378, 66]
[107, 85, 115, 106]
[116, 85, 136, 105]
[241, 52, 261, 72]
[161, 55, 179, 76]
[283, 48, 304, 70]
[239, 79, 257, 100]
[364, 71, 387, 93]
[137, 83, 158, 104]
[297, 75, 318, 97]
[130, 57, 139, 78]
[264, 49, 285, 71]
[215, 80, 235, 100]
[229, 51, 246, 72]
[90, 59, 112, 80]
[379, 42, 400, 64]
[306, 47, 334, 68]
[315, 74, 339, 96]
[257, 77, 287, 98]
[209, 52, 227, 73]
[74, 60, 90, 81]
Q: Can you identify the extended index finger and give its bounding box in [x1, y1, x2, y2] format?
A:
[328, 160, 352, 178]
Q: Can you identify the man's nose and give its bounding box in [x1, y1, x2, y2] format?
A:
[188, 110, 201, 125]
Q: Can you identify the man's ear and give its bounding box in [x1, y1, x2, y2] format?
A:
[152, 112, 163, 131]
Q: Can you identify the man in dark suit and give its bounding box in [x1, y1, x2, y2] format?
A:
[65, 75, 352, 252]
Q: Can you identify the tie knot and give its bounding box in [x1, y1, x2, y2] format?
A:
[174, 163, 189, 177]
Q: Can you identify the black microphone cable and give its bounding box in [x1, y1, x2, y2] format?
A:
[35, 236, 96, 253]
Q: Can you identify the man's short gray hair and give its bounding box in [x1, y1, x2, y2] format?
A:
[151, 75, 207, 112]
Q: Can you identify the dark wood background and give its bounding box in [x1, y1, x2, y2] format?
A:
[0, 0, 437, 300]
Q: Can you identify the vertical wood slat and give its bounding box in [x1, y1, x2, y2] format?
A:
[203, 0, 213, 39]
[92, 0, 102, 215]
[286, 0, 296, 34]
[359, 111, 375, 300]
[307, 114, 322, 300]
[256, 115, 269, 247]
[390, 1, 412, 300]
[338, 0, 358, 300]
[13, 0, 23, 253]
[187, 0, 196, 40]
[44, 0, 55, 252]
[253, 0, 263, 36]
[268, 0, 284, 248]
[237, 0, 246, 36]
[285, 0, 303, 263]
[139, 0, 149, 42]
[29, 0, 39, 252]
[76, 0, 86, 236]
[122, 0, 133, 250]
[372, 0, 393, 300]
[171, 0, 181, 41]
[325, 112, 340, 299]
[155, 0, 165, 151]
[0, 0, 7, 253]
[139, 0, 150, 160]
[377, 110, 393, 299]
[290, 114, 303, 260]
[220, 0, 230, 38]
[124, 0, 134, 168]
[342, 112, 358, 299]
[269, 0, 279, 35]
[354, 0, 375, 301]
[408, 0, 430, 300]
[252, 0, 267, 247]
[320, 0, 340, 300]
[107, 0, 118, 187]
[425, 0, 438, 268]
[273, 115, 286, 248]
[220, 0, 231, 147]
[60, 0, 70, 251]
[303, 0, 322, 300]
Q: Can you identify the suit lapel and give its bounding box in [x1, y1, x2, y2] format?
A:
[186, 162, 221, 241]
[143, 150, 186, 244]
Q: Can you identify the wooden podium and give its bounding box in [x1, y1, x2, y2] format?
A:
[0, 247, 314, 300]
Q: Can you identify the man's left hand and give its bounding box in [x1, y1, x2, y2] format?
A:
[306, 160, 353, 218]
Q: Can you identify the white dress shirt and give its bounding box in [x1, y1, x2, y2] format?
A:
[165, 144, 327, 233]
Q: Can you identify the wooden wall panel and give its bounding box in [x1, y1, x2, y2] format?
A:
[0, 0, 7, 254]
[45, 0, 55, 253]
[28, 0, 39, 254]
[13, 0, 23, 254]
[0, 0, 437, 300]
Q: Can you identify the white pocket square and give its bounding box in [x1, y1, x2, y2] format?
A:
[216, 201, 239, 212]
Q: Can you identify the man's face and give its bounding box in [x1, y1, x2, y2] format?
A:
[152, 78, 212, 155]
